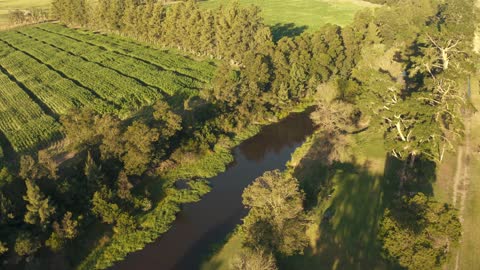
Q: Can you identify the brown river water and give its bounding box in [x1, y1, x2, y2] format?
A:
[112, 110, 315, 270]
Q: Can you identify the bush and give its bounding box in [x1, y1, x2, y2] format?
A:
[14, 232, 41, 257]
[379, 193, 461, 270]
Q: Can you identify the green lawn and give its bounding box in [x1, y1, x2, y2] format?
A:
[0, 0, 50, 25]
[200, 0, 378, 32]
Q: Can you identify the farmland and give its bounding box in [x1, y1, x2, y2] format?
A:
[201, 0, 378, 31]
[0, 23, 216, 153]
[0, 0, 50, 26]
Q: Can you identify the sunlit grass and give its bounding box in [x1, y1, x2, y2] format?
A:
[0, 0, 50, 25]
[200, 0, 378, 31]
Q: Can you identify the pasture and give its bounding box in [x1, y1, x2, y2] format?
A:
[200, 0, 378, 32]
[0, 0, 50, 25]
[0, 23, 216, 153]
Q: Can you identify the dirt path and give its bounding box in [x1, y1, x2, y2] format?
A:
[453, 72, 480, 270]
[453, 119, 471, 270]
[452, 147, 464, 207]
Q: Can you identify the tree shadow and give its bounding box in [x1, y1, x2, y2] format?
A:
[270, 23, 308, 42]
[282, 158, 401, 270]
[279, 132, 439, 270]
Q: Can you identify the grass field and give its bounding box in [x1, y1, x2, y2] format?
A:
[0, 0, 50, 25]
[201, 0, 378, 33]
[0, 23, 216, 153]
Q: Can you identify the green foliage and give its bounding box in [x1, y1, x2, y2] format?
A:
[0, 167, 13, 188]
[14, 231, 41, 257]
[0, 241, 7, 256]
[51, 0, 89, 26]
[230, 247, 278, 270]
[122, 121, 159, 175]
[241, 170, 309, 256]
[23, 179, 56, 227]
[92, 187, 121, 225]
[379, 193, 461, 270]
[79, 180, 211, 270]
[46, 211, 79, 252]
[116, 171, 133, 200]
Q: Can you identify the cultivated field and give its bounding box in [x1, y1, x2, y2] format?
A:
[0, 0, 50, 25]
[0, 23, 216, 153]
[201, 0, 378, 30]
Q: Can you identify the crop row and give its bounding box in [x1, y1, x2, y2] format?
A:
[0, 31, 165, 117]
[0, 69, 62, 152]
[38, 24, 217, 83]
[19, 28, 202, 97]
[0, 41, 115, 116]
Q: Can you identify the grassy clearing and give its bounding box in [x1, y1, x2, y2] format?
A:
[201, 0, 378, 34]
[0, 0, 50, 25]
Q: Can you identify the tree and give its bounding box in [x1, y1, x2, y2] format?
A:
[310, 100, 356, 164]
[92, 187, 121, 224]
[84, 152, 103, 193]
[0, 241, 7, 256]
[97, 114, 124, 159]
[46, 211, 79, 252]
[121, 121, 159, 175]
[50, 0, 63, 20]
[61, 109, 100, 150]
[241, 170, 309, 255]
[116, 171, 133, 200]
[8, 10, 26, 25]
[122, 0, 140, 37]
[23, 180, 56, 227]
[0, 166, 13, 188]
[230, 247, 278, 270]
[148, 2, 165, 42]
[113, 212, 137, 234]
[379, 193, 461, 270]
[19, 155, 48, 180]
[0, 191, 13, 225]
[152, 100, 182, 139]
[413, 0, 476, 75]
[38, 150, 59, 179]
[14, 232, 41, 257]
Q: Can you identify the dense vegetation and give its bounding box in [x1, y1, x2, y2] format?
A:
[202, 0, 477, 269]
[0, 0, 478, 269]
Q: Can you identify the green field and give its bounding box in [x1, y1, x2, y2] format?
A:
[0, 0, 50, 25]
[201, 0, 378, 32]
[0, 23, 215, 153]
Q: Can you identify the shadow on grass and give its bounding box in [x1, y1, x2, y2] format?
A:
[280, 134, 437, 270]
[271, 23, 308, 42]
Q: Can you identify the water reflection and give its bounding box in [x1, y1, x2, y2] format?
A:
[112, 110, 315, 270]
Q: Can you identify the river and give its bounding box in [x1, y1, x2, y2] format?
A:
[112, 110, 315, 270]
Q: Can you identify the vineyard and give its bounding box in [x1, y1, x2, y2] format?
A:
[0, 23, 216, 154]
